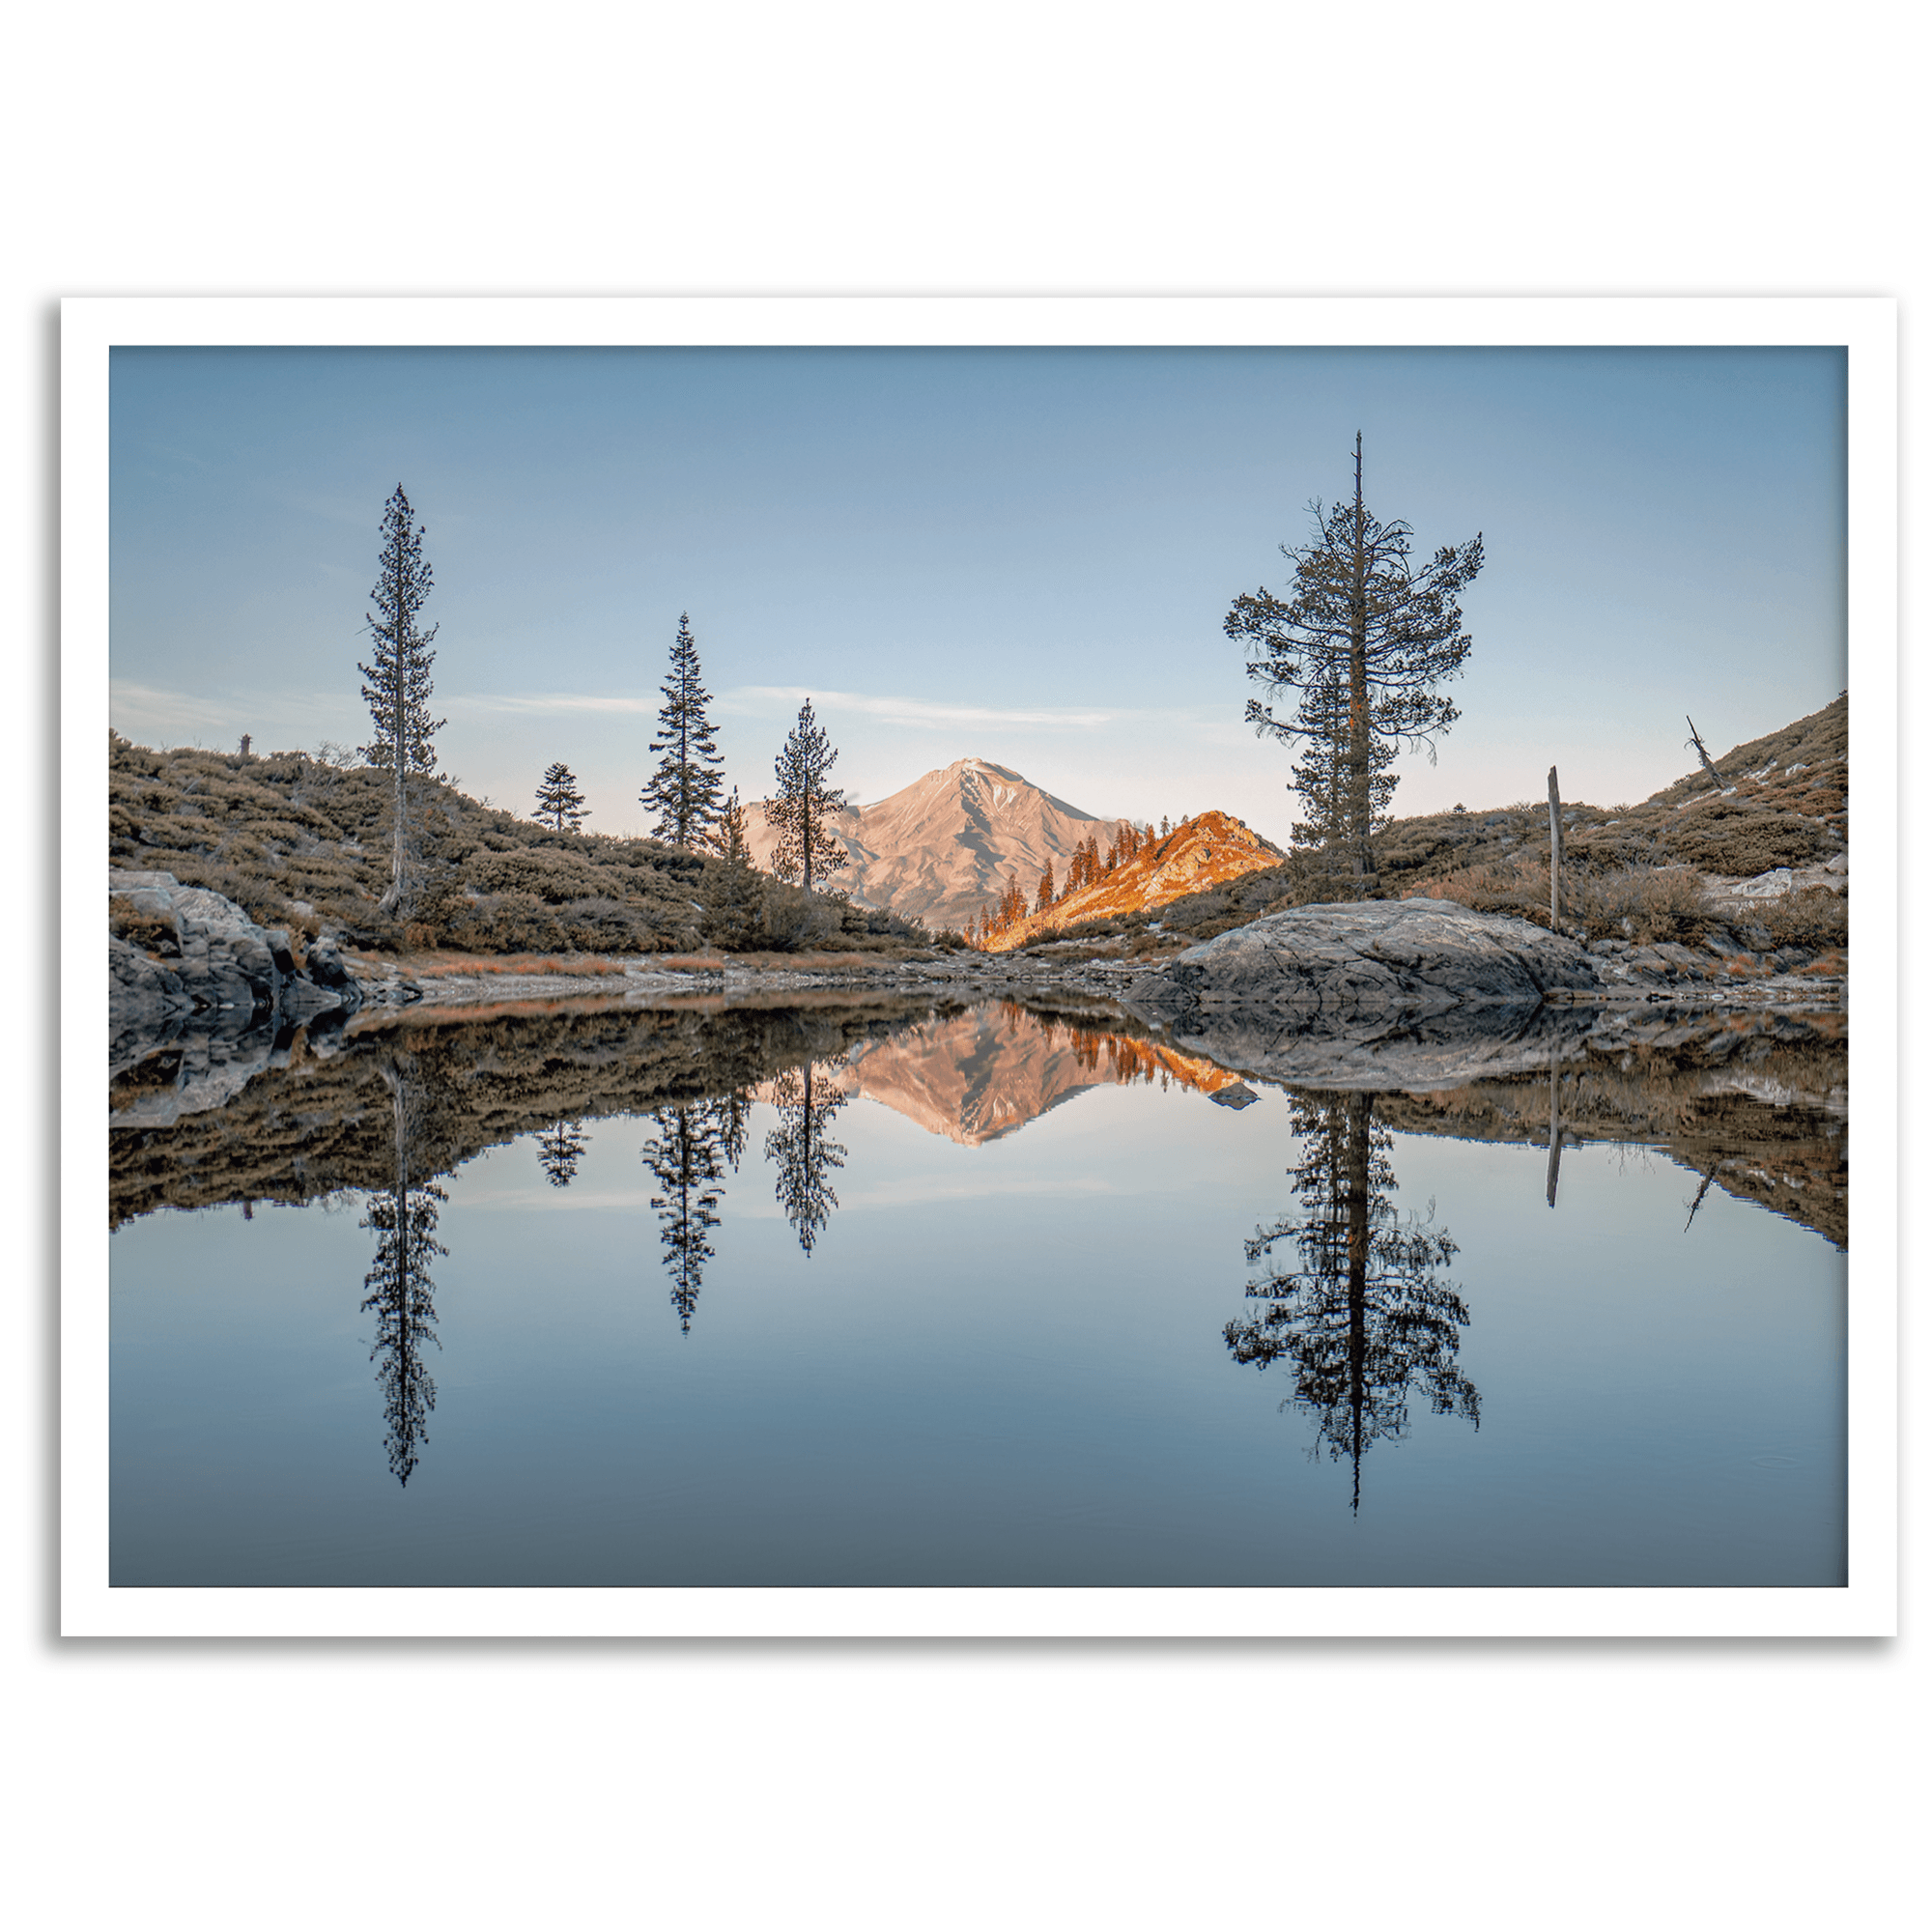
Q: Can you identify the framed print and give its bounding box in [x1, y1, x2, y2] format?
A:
[63, 295, 1896, 1636]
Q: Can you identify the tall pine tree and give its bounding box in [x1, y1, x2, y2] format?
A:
[1225, 434, 1483, 895]
[765, 698, 848, 895]
[358, 485, 446, 915]
[640, 613, 726, 848]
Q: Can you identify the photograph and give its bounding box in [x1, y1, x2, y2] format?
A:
[69, 299, 1891, 1634]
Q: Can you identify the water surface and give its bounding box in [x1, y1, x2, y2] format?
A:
[108, 998, 1847, 1587]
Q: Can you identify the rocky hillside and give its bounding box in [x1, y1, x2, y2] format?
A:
[742, 756, 1124, 932]
[1019, 695, 1850, 958]
[107, 732, 941, 957]
[981, 810, 1282, 952]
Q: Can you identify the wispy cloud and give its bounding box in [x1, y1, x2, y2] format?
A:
[720, 687, 1122, 731]
[444, 692, 659, 717]
[109, 682, 249, 733]
[439, 687, 1128, 730]
[109, 681, 363, 747]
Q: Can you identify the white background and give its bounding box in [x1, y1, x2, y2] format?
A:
[7, 5, 1922, 1927]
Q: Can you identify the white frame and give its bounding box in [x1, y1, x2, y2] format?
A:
[63, 296, 1898, 1637]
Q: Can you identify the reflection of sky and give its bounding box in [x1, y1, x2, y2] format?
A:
[109, 345, 1846, 839]
[109, 1081, 1845, 1587]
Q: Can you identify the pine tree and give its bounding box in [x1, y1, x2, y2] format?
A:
[765, 698, 848, 895]
[1225, 433, 1483, 895]
[639, 613, 726, 848]
[534, 761, 589, 832]
[358, 485, 446, 915]
[1035, 861, 1056, 914]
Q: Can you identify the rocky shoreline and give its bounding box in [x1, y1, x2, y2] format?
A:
[109, 882, 1845, 1124]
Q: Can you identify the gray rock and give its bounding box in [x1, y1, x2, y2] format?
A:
[108, 938, 194, 1077]
[108, 875, 365, 1115]
[1730, 867, 1795, 899]
[1124, 897, 1598, 1023]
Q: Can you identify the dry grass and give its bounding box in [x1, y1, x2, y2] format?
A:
[1407, 855, 1715, 946]
[396, 952, 637, 980]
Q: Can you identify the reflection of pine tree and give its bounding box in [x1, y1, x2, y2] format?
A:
[641, 1094, 750, 1331]
[764, 1063, 847, 1257]
[359, 1078, 446, 1488]
[538, 1119, 589, 1187]
[711, 1088, 751, 1173]
[1226, 1093, 1477, 1512]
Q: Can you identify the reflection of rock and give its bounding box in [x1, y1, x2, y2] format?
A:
[1135, 1001, 1600, 1094]
[1125, 897, 1598, 1023]
[108, 938, 194, 1068]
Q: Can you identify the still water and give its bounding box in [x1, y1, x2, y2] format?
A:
[109, 1000, 1846, 1587]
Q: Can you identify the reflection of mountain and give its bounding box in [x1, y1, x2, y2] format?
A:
[825, 1005, 1250, 1146]
[741, 757, 1120, 931]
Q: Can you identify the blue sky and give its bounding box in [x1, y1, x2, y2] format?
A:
[108, 344, 1847, 842]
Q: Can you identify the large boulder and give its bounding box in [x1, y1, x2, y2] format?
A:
[1124, 896, 1599, 1023]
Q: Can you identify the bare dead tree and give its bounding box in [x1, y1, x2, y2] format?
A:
[1685, 717, 1725, 795]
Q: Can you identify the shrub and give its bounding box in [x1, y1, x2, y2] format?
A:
[1657, 807, 1825, 875]
[1414, 857, 1714, 947]
[109, 895, 179, 956]
[440, 892, 564, 954]
[554, 896, 658, 952]
[1755, 885, 1849, 952]
[759, 881, 843, 952]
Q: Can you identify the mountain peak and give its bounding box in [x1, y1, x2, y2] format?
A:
[739, 757, 1124, 933]
[981, 808, 1282, 952]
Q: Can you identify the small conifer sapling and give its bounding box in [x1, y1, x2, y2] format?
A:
[534, 761, 589, 832]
